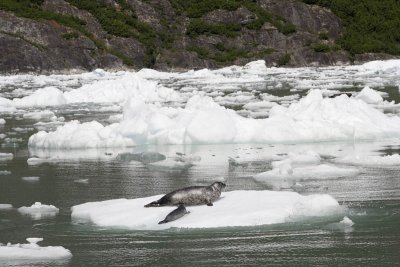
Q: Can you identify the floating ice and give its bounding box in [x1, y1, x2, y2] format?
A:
[326, 216, 354, 233]
[255, 163, 359, 180]
[356, 86, 383, 104]
[21, 176, 40, 182]
[17, 202, 59, 220]
[0, 204, 13, 210]
[0, 171, 11, 175]
[23, 110, 57, 121]
[9, 73, 180, 108]
[0, 97, 16, 112]
[333, 154, 400, 166]
[13, 87, 67, 107]
[0, 153, 13, 161]
[0, 118, 5, 124]
[0, 238, 72, 260]
[27, 157, 58, 165]
[74, 179, 89, 184]
[28, 89, 400, 148]
[71, 190, 342, 230]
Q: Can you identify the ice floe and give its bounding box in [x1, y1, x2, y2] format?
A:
[254, 164, 359, 181]
[23, 110, 57, 121]
[0, 153, 13, 161]
[333, 154, 400, 166]
[0, 118, 5, 124]
[71, 190, 343, 230]
[0, 238, 72, 260]
[0, 204, 13, 210]
[21, 176, 40, 182]
[17, 202, 59, 220]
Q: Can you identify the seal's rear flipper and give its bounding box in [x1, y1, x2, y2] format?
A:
[144, 201, 160, 207]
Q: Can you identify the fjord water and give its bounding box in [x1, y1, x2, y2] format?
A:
[1, 61, 400, 266]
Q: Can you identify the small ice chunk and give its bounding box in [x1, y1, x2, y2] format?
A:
[0, 153, 13, 161]
[0, 204, 13, 210]
[17, 202, 59, 220]
[0, 171, 11, 175]
[339, 216, 354, 227]
[23, 110, 57, 121]
[0, 118, 5, 124]
[356, 86, 383, 104]
[0, 238, 72, 260]
[74, 179, 89, 184]
[26, 238, 43, 244]
[27, 157, 56, 165]
[21, 176, 40, 182]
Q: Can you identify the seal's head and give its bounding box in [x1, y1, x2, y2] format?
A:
[211, 182, 226, 192]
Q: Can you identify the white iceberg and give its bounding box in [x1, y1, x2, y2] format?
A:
[28, 89, 400, 148]
[0, 238, 72, 260]
[17, 202, 59, 220]
[71, 190, 343, 230]
[356, 86, 383, 104]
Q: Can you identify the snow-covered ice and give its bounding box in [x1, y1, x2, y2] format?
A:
[71, 190, 343, 230]
[0, 238, 72, 260]
[17, 202, 59, 220]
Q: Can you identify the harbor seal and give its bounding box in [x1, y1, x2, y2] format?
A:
[145, 182, 226, 207]
[158, 204, 190, 224]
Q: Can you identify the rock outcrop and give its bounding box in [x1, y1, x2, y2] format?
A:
[0, 0, 395, 73]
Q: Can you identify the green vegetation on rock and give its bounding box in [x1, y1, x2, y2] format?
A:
[303, 0, 400, 55]
[171, 0, 296, 35]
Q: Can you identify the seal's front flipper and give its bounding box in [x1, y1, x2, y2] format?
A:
[158, 220, 167, 224]
[206, 202, 213, 206]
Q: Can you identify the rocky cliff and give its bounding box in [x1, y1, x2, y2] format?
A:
[0, 0, 395, 73]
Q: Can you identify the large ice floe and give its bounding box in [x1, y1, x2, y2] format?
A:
[28, 89, 400, 148]
[0, 238, 72, 260]
[71, 190, 343, 230]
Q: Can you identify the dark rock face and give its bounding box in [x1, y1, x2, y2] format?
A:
[0, 10, 122, 73]
[0, 0, 395, 73]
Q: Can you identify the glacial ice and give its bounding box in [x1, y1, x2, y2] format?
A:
[28, 89, 400, 148]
